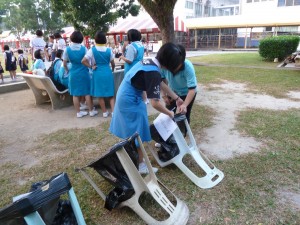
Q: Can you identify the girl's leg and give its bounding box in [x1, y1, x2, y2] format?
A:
[137, 146, 158, 174]
[109, 97, 115, 112]
[9, 71, 13, 80]
[0, 74, 3, 82]
[73, 96, 80, 112]
[85, 95, 93, 111]
[98, 98, 107, 113]
[12, 70, 16, 79]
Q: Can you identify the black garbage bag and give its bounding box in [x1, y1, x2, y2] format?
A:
[150, 124, 180, 162]
[150, 114, 188, 162]
[105, 187, 135, 211]
[87, 133, 139, 210]
[51, 200, 78, 225]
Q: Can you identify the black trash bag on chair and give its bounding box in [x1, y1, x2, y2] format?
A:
[150, 124, 180, 162]
[105, 187, 135, 211]
[88, 134, 139, 210]
[51, 200, 78, 225]
[30, 178, 78, 225]
[150, 114, 188, 162]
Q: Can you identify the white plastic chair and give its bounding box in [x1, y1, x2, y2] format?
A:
[79, 133, 189, 225]
[0, 173, 86, 225]
[149, 114, 224, 189]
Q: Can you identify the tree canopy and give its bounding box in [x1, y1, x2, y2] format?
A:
[0, 0, 178, 43]
[0, 0, 67, 37]
[51, 0, 140, 37]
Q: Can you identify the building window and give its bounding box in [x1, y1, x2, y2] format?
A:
[185, 1, 194, 9]
[195, 3, 202, 17]
[246, 0, 252, 3]
[278, 0, 300, 5]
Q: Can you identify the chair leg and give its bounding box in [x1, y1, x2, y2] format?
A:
[24, 211, 46, 225]
[68, 188, 86, 225]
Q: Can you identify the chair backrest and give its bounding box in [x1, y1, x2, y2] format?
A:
[20, 73, 68, 94]
[0, 173, 71, 223]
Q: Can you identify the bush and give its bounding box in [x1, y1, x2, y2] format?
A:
[259, 35, 300, 61]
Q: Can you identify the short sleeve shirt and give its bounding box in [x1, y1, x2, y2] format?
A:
[62, 43, 87, 61]
[84, 46, 114, 66]
[30, 37, 46, 53]
[125, 41, 143, 62]
[161, 59, 197, 96]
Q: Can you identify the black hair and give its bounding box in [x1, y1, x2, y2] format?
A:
[49, 35, 54, 39]
[55, 49, 64, 59]
[156, 42, 184, 73]
[36, 30, 43, 36]
[177, 44, 186, 61]
[70, 31, 83, 44]
[94, 31, 107, 44]
[54, 32, 62, 39]
[4, 45, 9, 51]
[18, 49, 24, 54]
[34, 49, 43, 59]
[127, 29, 141, 42]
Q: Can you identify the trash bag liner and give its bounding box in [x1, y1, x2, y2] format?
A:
[86, 133, 139, 210]
[150, 114, 187, 162]
[0, 173, 72, 224]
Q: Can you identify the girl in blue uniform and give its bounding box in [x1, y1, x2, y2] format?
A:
[63, 31, 97, 118]
[110, 42, 185, 174]
[119, 29, 144, 74]
[82, 31, 115, 118]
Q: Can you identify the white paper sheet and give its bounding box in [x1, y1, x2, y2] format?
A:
[153, 113, 177, 141]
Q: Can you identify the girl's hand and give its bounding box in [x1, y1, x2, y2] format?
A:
[178, 104, 187, 114]
[175, 97, 184, 107]
[168, 110, 174, 119]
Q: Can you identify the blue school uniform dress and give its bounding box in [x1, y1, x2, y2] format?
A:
[91, 47, 114, 97]
[124, 42, 144, 74]
[58, 63, 71, 89]
[109, 62, 160, 142]
[66, 46, 90, 96]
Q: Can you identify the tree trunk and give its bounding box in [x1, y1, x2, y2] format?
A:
[152, 13, 175, 44]
[138, 0, 177, 44]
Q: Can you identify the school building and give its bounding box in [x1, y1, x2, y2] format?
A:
[174, 0, 300, 49]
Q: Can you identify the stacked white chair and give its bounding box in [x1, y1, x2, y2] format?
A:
[149, 114, 224, 189]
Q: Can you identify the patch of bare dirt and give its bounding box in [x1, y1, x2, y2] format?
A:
[196, 80, 300, 160]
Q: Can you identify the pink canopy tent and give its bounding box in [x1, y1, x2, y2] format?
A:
[62, 27, 75, 38]
[107, 16, 188, 44]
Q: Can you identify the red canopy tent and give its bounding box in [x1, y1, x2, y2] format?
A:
[62, 27, 75, 38]
[0, 36, 20, 50]
[107, 15, 188, 44]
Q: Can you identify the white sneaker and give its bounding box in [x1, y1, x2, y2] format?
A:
[138, 162, 158, 174]
[155, 143, 161, 148]
[103, 111, 109, 118]
[89, 109, 98, 117]
[80, 103, 88, 111]
[77, 111, 88, 118]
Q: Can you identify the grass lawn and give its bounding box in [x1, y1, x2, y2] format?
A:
[189, 52, 278, 68]
[0, 53, 299, 224]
